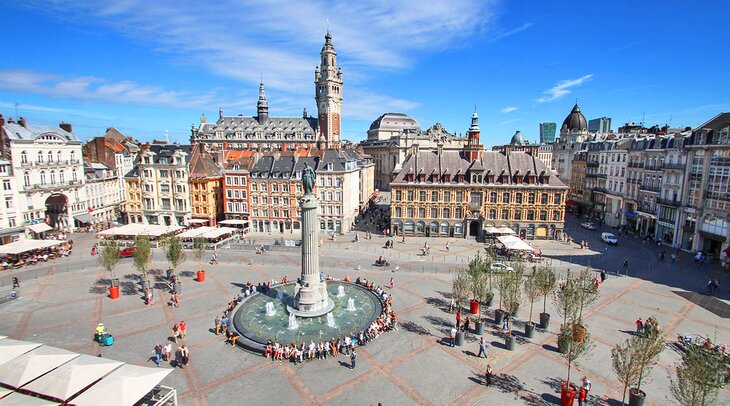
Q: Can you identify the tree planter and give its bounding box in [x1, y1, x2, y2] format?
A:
[505, 335, 516, 351]
[469, 299, 479, 315]
[628, 388, 645, 406]
[109, 286, 120, 299]
[525, 323, 535, 338]
[560, 382, 578, 406]
[475, 321, 484, 335]
[485, 297, 493, 307]
[539, 312, 550, 329]
[455, 331, 465, 346]
[197, 270, 206, 282]
[494, 309, 505, 325]
[572, 324, 585, 343]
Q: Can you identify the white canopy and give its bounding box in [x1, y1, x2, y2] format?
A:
[71, 364, 172, 406]
[22, 354, 123, 402]
[1, 392, 60, 405]
[0, 345, 79, 389]
[27, 223, 53, 234]
[202, 227, 236, 239]
[0, 339, 42, 366]
[0, 240, 65, 255]
[178, 227, 215, 239]
[497, 227, 516, 235]
[186, 219, 208, 224]
[497, 235, 534, 251]
[218, 219, 248, 225]
[485, 226, 500, 234]
[99, 224, 183, 238]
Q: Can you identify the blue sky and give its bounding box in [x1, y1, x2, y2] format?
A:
[1, 1, 729, 147]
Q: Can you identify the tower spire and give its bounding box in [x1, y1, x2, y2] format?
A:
[257, 82, 269, 124]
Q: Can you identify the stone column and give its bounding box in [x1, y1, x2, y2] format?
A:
[293, 193, 331, 314]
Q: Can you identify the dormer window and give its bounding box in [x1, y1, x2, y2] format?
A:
[326, 163, 333, 171]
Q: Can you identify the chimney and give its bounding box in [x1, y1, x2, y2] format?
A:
[59, 122, 73, 133]
[18, 117, 26, 128]
[0, 114, 4, 127]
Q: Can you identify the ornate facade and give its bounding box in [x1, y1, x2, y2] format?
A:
[191, 33, 342, 151]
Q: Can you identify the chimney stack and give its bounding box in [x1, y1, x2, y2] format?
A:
[18, 117, 26, 128]
[59, 122, 73, 133]
[0, 114, 4, 127]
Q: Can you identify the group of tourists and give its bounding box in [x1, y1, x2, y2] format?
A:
[634, 317, 661, 337]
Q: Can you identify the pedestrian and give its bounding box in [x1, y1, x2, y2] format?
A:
[600, 270, 606, 283]
[660, 250, 665, 262]
[172, 324, 180, 344]
[152, 343, 163, 367]
[146, 288, 154, 306]
[502, 314, 510, 333]
[456, 309, 462, 331]
[635, 318, 643, 334]
[695, 251, 702, 265]
[179, 321, 187, 340]
[671, 252, 677, 263]
[389, 278, 394, 289]
[164, 341, 172, 361]
[477, 337, 488, 359]
[579, 376, 591, 406]
[449, 297, 455, 313]
[12, 276, 19, 289]
[350, 349, 357, 369]
[214, 315, 221, 335]
[449, 326, 457, 347]
[176, 345, 189, 369]
[623, 260, 629, 274]
[445, 242, 450, 252]
[484, 364, 493, 386]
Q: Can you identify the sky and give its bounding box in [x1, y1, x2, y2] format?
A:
[1, 0, 729, 147]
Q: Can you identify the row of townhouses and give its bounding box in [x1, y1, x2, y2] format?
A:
[562, 110, 729, 260]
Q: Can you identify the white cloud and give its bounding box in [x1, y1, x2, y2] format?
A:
[537, 74, 593, 103]
[501, 106, 518, 113]
[490, 22, 533, 42]
[0, 69, 226, 110]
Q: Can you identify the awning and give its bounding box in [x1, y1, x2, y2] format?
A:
[71, 364, 172, 406]
[27, 223, 53, 234]
[485, 226, 500, 234]
[496, 235, 534, 251]
[623, 212, 638, 219]
[186, 219, 209, 225]
[202, 227, 236, 239]
[699, 231, 726, 242]
[0, 345, 79, 389]
[98, 224, 184, 238]
[0, 339, 42, 367]
[219, 219, 249, 225]
[22, 354, 123, 402]
[497, 226, 516, 235]
[1, 392, 60, 405]
[0, 240, 65, 255]
[178, 227, 215, 239]
[73, 213, 95, 224]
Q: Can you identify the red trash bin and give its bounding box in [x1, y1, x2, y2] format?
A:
[197, 270, 205, 282]
[469, 299, 479, 315]
[560, 382, 577, 406]
[109, 286, 120, 299]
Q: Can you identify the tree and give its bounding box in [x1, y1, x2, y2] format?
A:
[464, 254, 486, 303]
[574, 267, 600, 321]
[133, 235, 153, 289]
[524, 268, 541, 326]
[162, 235, 186, 276]
[192, 237, 207, 263]
[670, 344, 729, 406]
[558, 322, 594, 383]
[501, 268, 523, 336]
[630, 329, 666, 401]
[451, 271, 469, 313]
[100, 240, 121, 286]
[535, 265, 557, 315]
[554, 273, 580, 327]
[612, 338, 640, 406]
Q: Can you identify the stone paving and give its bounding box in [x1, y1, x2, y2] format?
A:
[0, 216, 728, 405]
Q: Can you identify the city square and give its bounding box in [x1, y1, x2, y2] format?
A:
[1, 214, 728, 405]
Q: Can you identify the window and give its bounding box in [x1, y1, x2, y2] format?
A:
[5, 196, 12, 209]
[40, 171, 46, 185]
[431, 208, 438, 218]
[489, 209, 496, 220]
[443, 208, 450, 218]
[527, 210, 535, 220]
[38, 151, 44, 163]
[455, 208, 463, 219]
[514, 209, 522, 220]
[553, 211, 561, 221]
[2, 180, 10, 190]
[160, 170, 169, 178]
[490, 192, 497, 203]
[47, 151, 53, 163]
[395, 190, 402, 201]
[418, 208, 425, 218]
[431, 191, 438, 201]
[59, 170, 65, 183]
[70, 151, 76, 163]
[21, 151, 27, 164]
[50, 171, 56, 184]
[501, 210, 509, 220]
[503, 193, 510, 204]
[160, 184, 170, 193]
[528, 193, 536, 204]
[24, 172, 30, 187]
[541, 193, 548, 205]
[407, 190, 414, 201]
[456, 191, 463, 201]
[554, 193, 562, 205]
[395, 207, 402, 217]
[515, 193, 523, 204]
[57, 151, 62, 162]
[540, 210, 547, 221]
[419, 191, 426, 201]
[444, 191, 451, 202]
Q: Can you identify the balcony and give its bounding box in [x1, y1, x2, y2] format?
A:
[33, 160, 69, 168]
[22, 180, 82, 192]
[591, 187, 608, 194]
[656, 197, 681, 207]
[663, 162, 686, 170]
[628, 162, 644, 168]
[586, 161, 599, 168]
[639, 185, 661, 193]
[596, 174, 607, 179]
[644, 164, 662, 171]
[586, 173, 598, 178]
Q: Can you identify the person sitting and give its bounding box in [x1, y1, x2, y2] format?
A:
[226, 330, 240, 346]
[95, 323, 107, 342]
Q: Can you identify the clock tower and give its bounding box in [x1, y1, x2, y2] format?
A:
[315, 31, 343, 148]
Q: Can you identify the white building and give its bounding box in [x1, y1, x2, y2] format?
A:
[0, 117, 90, 231]
[84, 163, 123, 224]
[135, 144, 192, 226]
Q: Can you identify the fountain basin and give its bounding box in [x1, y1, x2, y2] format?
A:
[231, 281, 382, 352]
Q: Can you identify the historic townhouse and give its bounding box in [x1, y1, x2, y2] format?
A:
[390, 113, 568, 240]
[316, 150, 360, 234]
[602, 138, 630, 228]
[124, 169, 143, 224]
[83, 163, 122, 224]
[221, 151, 253, 222]
[0, 157, 22, 243]
[568, 151, 587, 208]
[189, 143, 223, 226]
[0, 116, 89, 231]
[249, 155, 300, 234]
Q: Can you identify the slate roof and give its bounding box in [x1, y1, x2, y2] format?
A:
[189, 143, 222, 179]
[2, 123, 80, 142]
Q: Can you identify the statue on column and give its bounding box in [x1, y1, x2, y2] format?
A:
[303, 164, 316, 195]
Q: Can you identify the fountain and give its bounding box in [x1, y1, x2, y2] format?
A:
[326, 313, 337, 328]
[230, 160, 382, 350]
[288, 314, 299, 330]
[265, 302, 276, 316]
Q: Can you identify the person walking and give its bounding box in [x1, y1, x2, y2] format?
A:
[449, 297, 455, 313]
[151, 343, 163, 367]
[449, 326, 457, 347]
[164, 341, 172, 362]
[179, 321, 187, 340]
[579, 376, 591, 406]
[477, 337, 488, 359]
[389, 278, 394, 289]
[623, 260, 629, 274]
[12, 276, 20, 289]
[600, 270, 606, 283]
[214, 315, 221, 335]
[484, 364, 493, 386]
[350, 350, 357, 369]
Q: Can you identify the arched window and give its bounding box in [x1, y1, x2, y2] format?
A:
[57, 151, 62, 162]
[72, 170, 77, 182]
[50, 170, 56, 184]
[21, 151, 27, 164]
[38, 151, 44, 163]
[40, 171, 46, 185]
[47, 151, 53, 163]
[59, 170, 65, 183]
[70, 151, 76, 163]
[23, 172, 30, 187]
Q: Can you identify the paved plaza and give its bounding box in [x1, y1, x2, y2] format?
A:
[1, 216, 728, 405]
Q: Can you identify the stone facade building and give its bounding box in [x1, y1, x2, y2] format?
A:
[83, 163, 122, 224]
[189, 143, 223, 226]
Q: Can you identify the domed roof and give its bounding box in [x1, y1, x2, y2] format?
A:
[510, 131, 526, 145]
[369, 113, 421, 131]
[562, 103, 587, 132]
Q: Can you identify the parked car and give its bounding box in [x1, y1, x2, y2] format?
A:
[490, 262, 514, 272]
[581, 221, 597, 230]
[601, 232, 618, 245]
[119, 246, 137, 258]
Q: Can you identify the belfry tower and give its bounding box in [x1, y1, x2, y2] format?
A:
[315, 31, 343, 148]
[464, 108, 484, 161]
